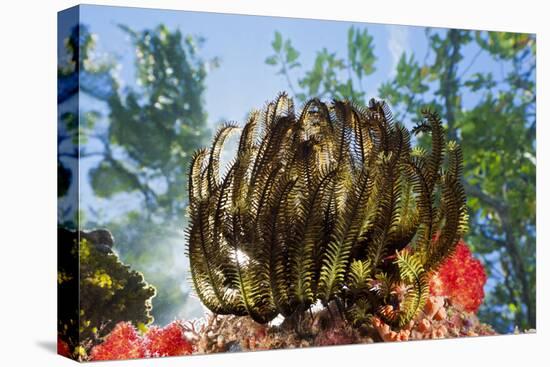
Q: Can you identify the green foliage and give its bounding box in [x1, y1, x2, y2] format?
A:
[90, 161, 139, 198]
[347, 26, 376, 78]
[187, 94, 467, 328]
[395, 251, 429, 327]
[265, 31, 300, 69]
[80, 24, 216, 324]
[92, 24, 211, 213]
[267, 27, 536, 332]
[265, 28, 376, 102]
[58, 25, 117, 224]
[380, 30, 536, 332]
[58, 228, 156, 352]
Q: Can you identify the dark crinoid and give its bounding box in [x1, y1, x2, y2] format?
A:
[186, 92, 468, 329]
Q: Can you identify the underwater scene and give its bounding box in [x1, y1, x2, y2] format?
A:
[57, 5, 536, 361]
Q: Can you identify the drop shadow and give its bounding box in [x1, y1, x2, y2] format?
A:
[36, 340, 57, 354]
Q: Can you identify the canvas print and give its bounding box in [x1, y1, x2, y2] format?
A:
[57, 4, 536, 362]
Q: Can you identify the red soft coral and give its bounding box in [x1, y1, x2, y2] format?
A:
[143, 322, 193, 357]
[57, 337, 71, 357]
[430, 240, 487, 313]
[90, 322, 193, 361]
[90, 322, 144, 361]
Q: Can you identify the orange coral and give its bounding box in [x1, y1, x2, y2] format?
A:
[372, 291, 496, 343]
[417, 318, 431, 333]
[432, 325, 448, 339]
[424, 295, 445, 319]
[372, 317, 410, 342]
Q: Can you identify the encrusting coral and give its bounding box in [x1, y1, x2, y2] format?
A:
[80, 221, 493, 361]
[184, 242, 494, 352]
[87, 255, 494, 361]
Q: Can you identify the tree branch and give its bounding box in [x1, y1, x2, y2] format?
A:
[464, 181, 535, 328]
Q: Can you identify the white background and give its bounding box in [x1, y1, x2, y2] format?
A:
[0, 0, 547, 365]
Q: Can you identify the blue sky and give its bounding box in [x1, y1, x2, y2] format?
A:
[75, 5, 434, 224]
[76, 4, 505, 223]
[81, 4, 430, 125]
[79, 5, 505, 128]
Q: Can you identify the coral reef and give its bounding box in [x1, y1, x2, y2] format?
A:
[182, 285, 496, 354]
[57, 228, 156, 359]
[186, 94, 468, 329]
[86, 298, 495, 360]
[84, 256, 495, 361]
